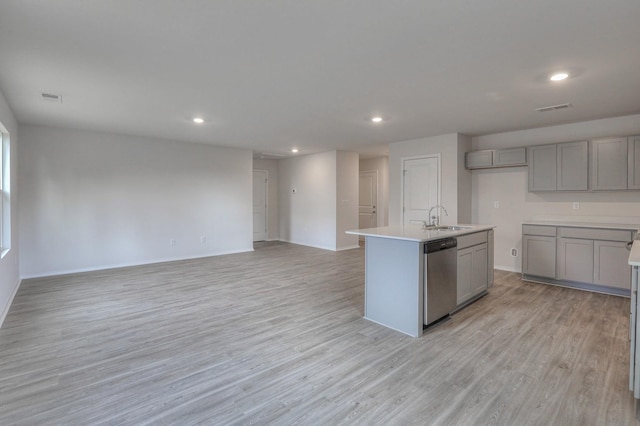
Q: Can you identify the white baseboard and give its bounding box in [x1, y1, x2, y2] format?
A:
[336, 245, 361, 251]
[0, 277, 21, 328]
[494, 265, 520, 273]
[20, 248, 254, 279]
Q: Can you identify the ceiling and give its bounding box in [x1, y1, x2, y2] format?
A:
[1, 1, 639, 158]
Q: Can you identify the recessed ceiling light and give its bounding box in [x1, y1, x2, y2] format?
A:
[550, 72, 569, 81]
[371, 116, 383, 123]
[193, 117, 204, 124]
[291, 148, 299, 153]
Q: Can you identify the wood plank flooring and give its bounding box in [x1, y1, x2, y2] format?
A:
[0, 241, 636, 425]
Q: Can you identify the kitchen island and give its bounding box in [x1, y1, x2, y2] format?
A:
[347, 224, 495, 337]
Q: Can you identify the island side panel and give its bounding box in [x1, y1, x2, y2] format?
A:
[364, 236, 423, 337]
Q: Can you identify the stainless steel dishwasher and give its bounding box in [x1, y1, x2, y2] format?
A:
[424, 237, 457, 325]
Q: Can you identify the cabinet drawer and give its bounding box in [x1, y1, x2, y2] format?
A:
[558, 227, 633, 242]
[523, 225, 557, 237]
[457, 231, 487, 250]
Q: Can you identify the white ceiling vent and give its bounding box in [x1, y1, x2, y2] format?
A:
[256, 152, 285, 159]
[535, 103, 572, 112]
[41, 93, 62, 103]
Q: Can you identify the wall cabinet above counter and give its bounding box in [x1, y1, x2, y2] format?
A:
[466, 134, 640, 192]
[465, 147, 527, 169]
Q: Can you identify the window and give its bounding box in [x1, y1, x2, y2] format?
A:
[0, 127, 9, 256]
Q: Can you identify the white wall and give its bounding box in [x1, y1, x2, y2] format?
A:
[253, 158, 279, 240]
[336, 151, 359, 250]
[278, 150, 359, 251]
[359, 156, 389, 227]
[389, 133, 470, 226]
[19, 125, 254, 278]
[472, 114, 640, 272]
[278, 151, 337, 250]
[0, 87, 20, 326]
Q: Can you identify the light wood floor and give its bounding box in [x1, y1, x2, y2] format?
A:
[1, 242, 636, 425]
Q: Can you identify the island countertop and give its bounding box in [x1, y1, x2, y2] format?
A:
[346, 224, 495, 243]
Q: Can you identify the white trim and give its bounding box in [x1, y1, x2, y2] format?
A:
[20, 248, 254, 279]
[278, 239, 337, 251]
[336, 244, 361, 251]
[400, 154, 441, 226]
[0, 277, 21, 328]
[253, 169, 269, 242]
[494, 265, 520, 273]
[359, 169, 380, 227]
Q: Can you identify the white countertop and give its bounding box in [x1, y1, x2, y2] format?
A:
[346, 224, 495, 243]
[523, 220, 640, 232]
[630, 241, 640, 267]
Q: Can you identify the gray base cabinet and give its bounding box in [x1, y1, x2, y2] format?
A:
[594, 240, 632, 289]
[522, 224, 636, 295]
[557, 237, 594, 283]
[457, 232, 489, 305]
[522, 225, 557, 278]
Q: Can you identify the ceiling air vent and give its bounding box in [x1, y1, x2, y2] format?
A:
[256, 152, 285, 159]
[41, 93, 62, 103]
[535, 103, 572, 112]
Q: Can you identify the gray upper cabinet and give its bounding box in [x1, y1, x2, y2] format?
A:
[494, 147, 527, 167]
[629, 135, 640, 190]
[465, 150, 494, 169]
[557, 141, 588, 191]
[465, 147, 526, 169]
[528, 141, 588, 192]
[591, 137, 628, 190]
[528, 144, 557, 191]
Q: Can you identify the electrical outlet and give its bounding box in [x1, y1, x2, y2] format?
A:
[200, 236, 207, 244]
[572, 202, 580, 210]
[510, 248, 518, 257]
[170, 238, 176, 246]
[494, 201, 500, 208]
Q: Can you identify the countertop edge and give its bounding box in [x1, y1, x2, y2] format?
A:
[346, 225, 496, 243]
[522, 220, 640, 232]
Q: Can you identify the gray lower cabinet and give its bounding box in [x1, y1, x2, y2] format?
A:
[594, 240, 632, 289]
[557, 237, 594, 283]
[487, 229, 494, 287]
[629, 135, 640, 190]
[457, 244, 488, 305]
[523, 224, 635, 295]
[591, 137, 628, 190]
[457, 232, 489, 305]
[522, 225, 557, 278]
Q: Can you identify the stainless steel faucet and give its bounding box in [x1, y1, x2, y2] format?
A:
[428, 205, 449, 226]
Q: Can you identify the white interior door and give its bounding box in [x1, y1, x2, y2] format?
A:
[402, 156, 440, 226]
[359, 170, 378, 229]
[253, 170, 267, 241]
